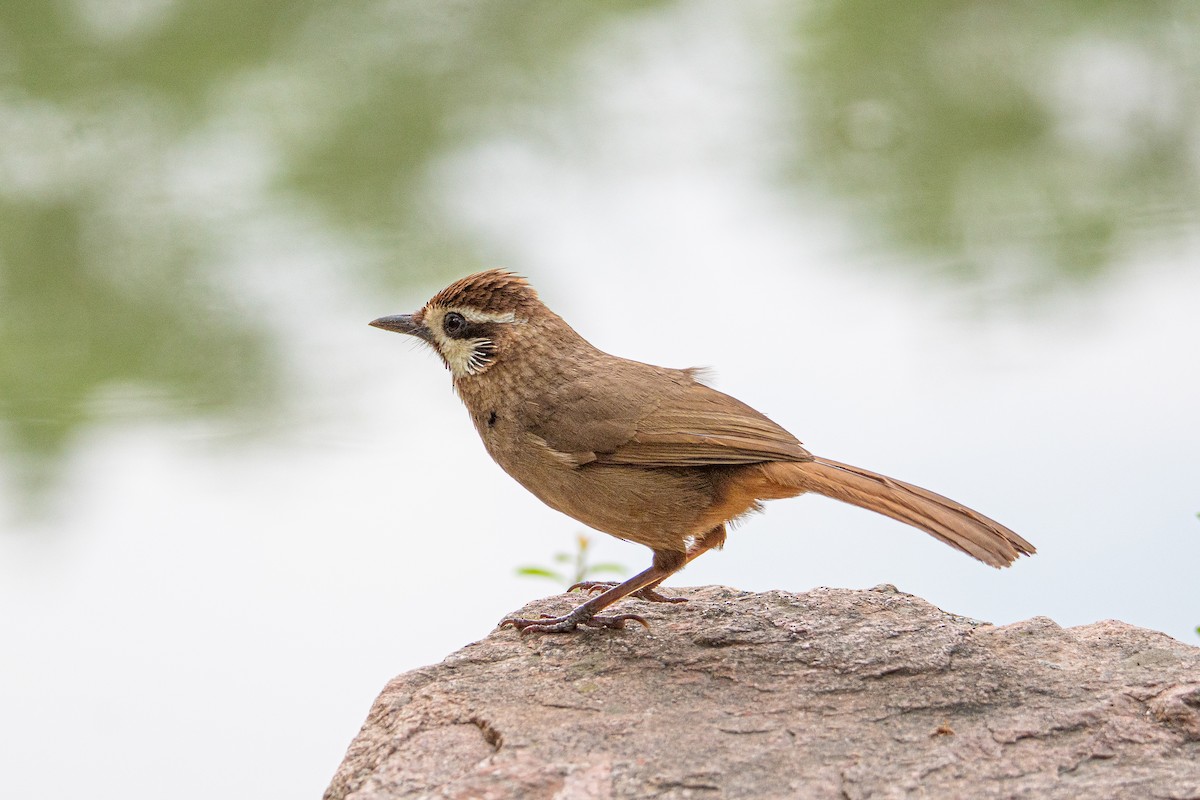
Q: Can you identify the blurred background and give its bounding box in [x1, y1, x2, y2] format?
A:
[2, 1, 1198, 796]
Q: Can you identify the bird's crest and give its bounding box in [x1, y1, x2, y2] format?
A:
[429, 269, 539, 315]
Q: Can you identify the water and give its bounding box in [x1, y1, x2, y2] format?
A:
[2, 2, 1198, 798]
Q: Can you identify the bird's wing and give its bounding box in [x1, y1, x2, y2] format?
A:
[529, 362, 811, 468]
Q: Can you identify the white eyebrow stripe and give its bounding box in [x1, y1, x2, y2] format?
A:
[459, 309, 518, 324]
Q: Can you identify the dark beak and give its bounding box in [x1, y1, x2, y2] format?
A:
[369, 313, 432, 343]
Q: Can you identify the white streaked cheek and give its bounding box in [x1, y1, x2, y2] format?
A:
[440, 337, 494, 377]
[422, 306, 516, 378]
[464, 339, 495, 374]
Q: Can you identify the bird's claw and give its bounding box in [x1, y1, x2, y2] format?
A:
[569, 580, 614, 596]
[500, 612, 649, 634]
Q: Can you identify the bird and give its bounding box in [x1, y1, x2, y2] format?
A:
[370, 269, 1034, 633]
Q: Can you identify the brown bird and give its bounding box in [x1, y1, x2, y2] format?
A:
[371, 270, 1034, 633]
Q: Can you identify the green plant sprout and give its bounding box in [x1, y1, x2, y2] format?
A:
[516, 533, 627, 588]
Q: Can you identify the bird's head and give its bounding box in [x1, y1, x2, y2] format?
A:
[370, 269, 545, 380]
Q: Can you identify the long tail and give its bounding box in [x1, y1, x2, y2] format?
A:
[766, 457, 1035, 568]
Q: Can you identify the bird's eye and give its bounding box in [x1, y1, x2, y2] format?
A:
[443, 311, 467, 337]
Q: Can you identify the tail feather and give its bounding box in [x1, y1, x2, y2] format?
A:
[771, 457, 1035, 568]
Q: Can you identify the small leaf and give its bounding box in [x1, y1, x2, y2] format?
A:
[516, 567, 562, 581]
[588, 563, 627, 575]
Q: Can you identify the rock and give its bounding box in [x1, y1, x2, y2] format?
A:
[324, 586, 1200, 799]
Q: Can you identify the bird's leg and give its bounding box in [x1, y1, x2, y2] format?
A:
[569, 524, 728, 604]
[502, 549, 688, 634]
[567, 581, 689, 604]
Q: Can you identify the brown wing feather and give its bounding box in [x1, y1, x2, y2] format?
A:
[529, 359, 811, 468]
[595, 382, 812, 466]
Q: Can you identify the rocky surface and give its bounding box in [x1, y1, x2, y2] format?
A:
[325, 586, 1200, 799]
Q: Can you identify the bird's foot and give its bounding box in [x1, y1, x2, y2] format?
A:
[500, 609, 649, 635]
[569, 581, 688, 604]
